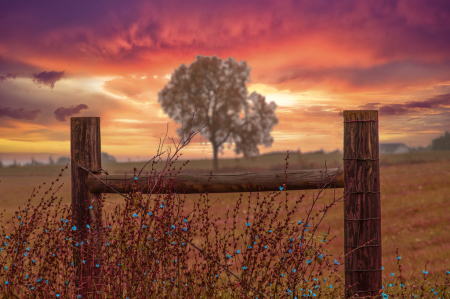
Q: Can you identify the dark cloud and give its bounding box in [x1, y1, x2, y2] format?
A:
[0, 107, 42, 120]
[33, 71, 64, 89]
[0, 73, 19, 82]
[337, 93, 450, 116]
[54, 104, 89, 122]
[378, 104, 409, 116]
[379, 93, 450, 115]
[266, 60, 450, 92]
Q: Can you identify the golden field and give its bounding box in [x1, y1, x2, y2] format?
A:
[1, 150, 449, 283]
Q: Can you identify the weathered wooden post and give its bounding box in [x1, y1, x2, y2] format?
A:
[71, 117, 103, 296]
[343, 110, 382, 298]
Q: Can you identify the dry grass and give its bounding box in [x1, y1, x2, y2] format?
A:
[1, 151, 449, 279]
[0, 151, 449, 297]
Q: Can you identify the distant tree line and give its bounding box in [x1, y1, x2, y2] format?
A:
[408, 131, 450, 152]
[1, 152, 117, 168]
[431, 131, 450, 151]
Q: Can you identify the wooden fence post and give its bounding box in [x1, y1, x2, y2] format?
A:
[71, 117, 102, 296]
[343, 110, 382, 298]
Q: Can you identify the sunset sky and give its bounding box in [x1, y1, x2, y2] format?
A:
[1, 0, 450, 165]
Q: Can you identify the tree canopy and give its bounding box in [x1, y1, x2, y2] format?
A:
[158, 55, 278, 171]
[431, 131, 450, 151]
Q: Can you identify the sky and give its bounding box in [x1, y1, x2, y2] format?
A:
[1, 0, 450, 165]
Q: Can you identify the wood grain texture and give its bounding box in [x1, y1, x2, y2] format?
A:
[87, 168, 344, 194]
[343, 110, 381, 298]
[70, 117, 102, 295]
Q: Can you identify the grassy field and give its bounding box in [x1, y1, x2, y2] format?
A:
[0, 150, 450, 290]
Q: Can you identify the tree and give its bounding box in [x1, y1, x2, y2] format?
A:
[158, 55, 278, 171]
[101, 152, 117, 163]
[431, 131, 450, 151]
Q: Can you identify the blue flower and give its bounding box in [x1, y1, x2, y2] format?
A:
[391, 273, 394, 276]
[306, 259, 312, 264]
[160, 205, 165, 208]
[227, 254, 232, 259]
[279, 186, 283, 191]
[298, 221, 302, 224]
[148, 212, 152, 216]
[246, 223, 251, 226]
[397, 256, 401, 259]
[134, 177, 138, 180]
[96, 264, 99, 267]
[86, 225, 90, 229]
[183, 219, 187, 223]
[334, 259, 340, 265]
[89, 206, 92, 210]
[72, 226, 77, 231]
[183, 227, 187, 231]
[236, 250, 241, 254]
[423, 270, 428, 275]
[292, 269, 296, 273]
[132, 213, 138, 218]
[171, 225, 175, 229]
[5, 236, 10, 239]
[142, 225, 146, 228]
[5, 281, 8, 285]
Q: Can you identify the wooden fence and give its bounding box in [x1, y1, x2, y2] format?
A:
[70, 110, 381, 298]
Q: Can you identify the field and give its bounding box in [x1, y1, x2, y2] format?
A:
[1, 150, 450, 297]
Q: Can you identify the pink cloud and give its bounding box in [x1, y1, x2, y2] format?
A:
[0, 107, 42, 120]
[54, 104, 89, 122]
[0, 73, 19, 82]
[33, 71, 64, 89]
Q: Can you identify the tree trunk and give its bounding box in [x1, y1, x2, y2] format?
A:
[212, 143, 219, 172]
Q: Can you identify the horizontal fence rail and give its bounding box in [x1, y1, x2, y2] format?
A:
[87, 168, 344, 194]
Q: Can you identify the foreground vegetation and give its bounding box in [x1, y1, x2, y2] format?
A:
[0, 146, 449, 297]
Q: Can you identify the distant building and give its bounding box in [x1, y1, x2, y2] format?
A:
[379, 143, 411, 154]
